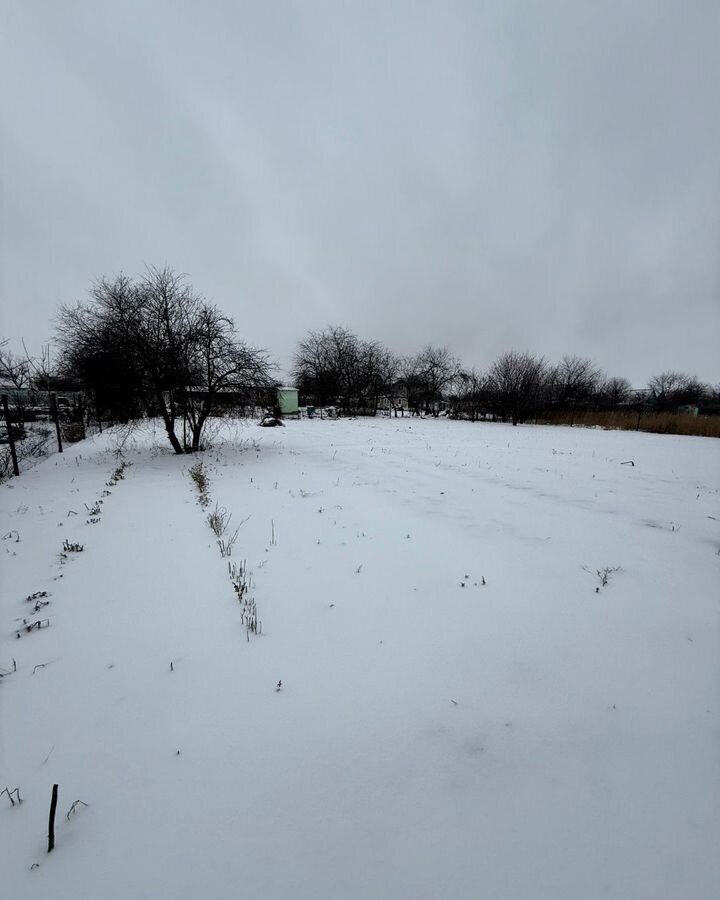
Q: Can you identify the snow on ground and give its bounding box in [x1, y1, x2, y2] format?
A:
[1, 417, 718, 900]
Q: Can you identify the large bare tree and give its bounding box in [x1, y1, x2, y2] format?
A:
[648, 371, 709, 410]
[401, 346, 460, 416]
[549, 355, 602, 408]
[57, 267, 272, 453]
[486, 351, 548, 425]
[292, 326, 397, 414]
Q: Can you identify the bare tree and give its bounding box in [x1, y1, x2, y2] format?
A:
[401, 346, 460, 416]
[450, 368, 488, 421]
[648, 371, 709, 411]
[292, 327, 344, 409]
[598, 376, 632, 410]
[0, 341, 30, 391]
[292, 326, 397, 415]
[0, 341, 31, 422]
[548, 355, 603, 408]
[486, 351, 547, 425]
[57, 267, 271, 453]
[182, 304, 272, 450]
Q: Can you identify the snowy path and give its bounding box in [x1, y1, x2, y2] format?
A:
[1, 418, 718, 899]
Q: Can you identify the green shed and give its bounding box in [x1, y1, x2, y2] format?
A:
[277, 387, 299, 416]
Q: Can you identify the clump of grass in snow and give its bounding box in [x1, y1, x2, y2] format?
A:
[189, 461, 210, 507]
[228, 560, 261, 637]
[207, 504, 243, 557]
[62, 539, 84, 553]
[106, 460, 131, 487]
[207, 503, 229, 538]
[192, 463, 260, 636]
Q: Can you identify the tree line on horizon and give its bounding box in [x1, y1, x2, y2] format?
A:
[291, 325, 717, 425]
[1, 267, 718, 454]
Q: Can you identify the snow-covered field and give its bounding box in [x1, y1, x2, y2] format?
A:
[1, 417, 718, 900]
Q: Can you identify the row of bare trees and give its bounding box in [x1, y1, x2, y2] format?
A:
[292, 328, 719, 425]
[293, 329, 464, 417]
[3, 272, 718, 456]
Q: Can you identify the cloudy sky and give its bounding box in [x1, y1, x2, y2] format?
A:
[2, 0, 718, 385]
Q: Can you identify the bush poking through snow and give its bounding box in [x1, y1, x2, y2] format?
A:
[228, 560, 261, 636]
[62, 539, 84, 553]
[192, 471, 260, 636]
[189, 462, 210, 507]
[229, 559, 250, 601]
[206, 503, 228, 538]
[596, 566, 622, 588]
[207, 504, 243, 557]
[106, 460, 131, 487]
[583, 564, 623, 591]
[112, 461, 130, 481]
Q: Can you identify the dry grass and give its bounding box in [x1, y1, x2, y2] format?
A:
[539, 410, 720, 438]
[189, 461, 211, 507]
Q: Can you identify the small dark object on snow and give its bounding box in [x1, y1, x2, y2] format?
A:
[0, 658, 17, 678]
[275, 680, 282, 692]
[2, 786, 21, 806]
[62, 539, 84, 553]
[66, 799, 88, 820]
[48, 784, 58, 853]
[620, 460, 635, 466]
[259, 416, 284, 427]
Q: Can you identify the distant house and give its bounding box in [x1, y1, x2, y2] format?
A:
[377, 381, 409, 416]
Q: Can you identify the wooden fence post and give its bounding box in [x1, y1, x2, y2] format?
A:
[2, 394, 20, 477]
[50, 393, 63, 453]
[48, 784, 58, 852]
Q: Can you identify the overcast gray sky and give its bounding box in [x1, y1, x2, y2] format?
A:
[2, 0, 718, 385]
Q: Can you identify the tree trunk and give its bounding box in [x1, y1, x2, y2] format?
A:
[191, 403, 211, 452]
[159, 407, 183, 454]
[153, 391, 183, 454]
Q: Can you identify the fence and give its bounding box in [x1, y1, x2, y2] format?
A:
[1, 391, 89, 479]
